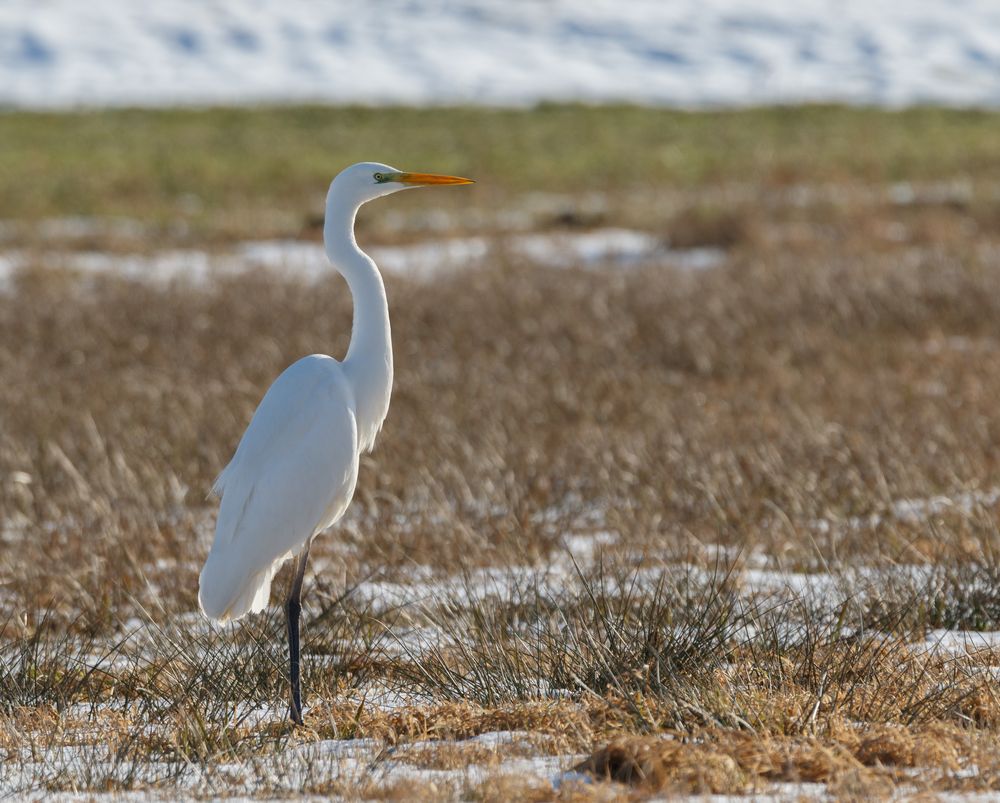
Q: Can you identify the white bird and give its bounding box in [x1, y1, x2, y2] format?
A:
[198, 162, 473, 723]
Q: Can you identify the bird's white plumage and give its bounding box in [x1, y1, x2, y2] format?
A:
[197, 162, 471, 636]
[199, 355, 358, 622]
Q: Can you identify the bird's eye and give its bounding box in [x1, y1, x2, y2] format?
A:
[373, 172, 384, 182]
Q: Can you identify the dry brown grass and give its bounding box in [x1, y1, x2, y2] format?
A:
[4, 152, 1000, 798]
[572, 721, 988, 796]
[8, 199, 1000, 610]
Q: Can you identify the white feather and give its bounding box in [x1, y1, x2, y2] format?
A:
[198, 355, 359, 622]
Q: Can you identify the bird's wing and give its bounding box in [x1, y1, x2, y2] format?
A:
[199, 354, 359, 621]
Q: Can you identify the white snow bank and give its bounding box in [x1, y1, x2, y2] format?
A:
[1, 0, 1000, 109]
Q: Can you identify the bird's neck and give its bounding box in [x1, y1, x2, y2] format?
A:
[325, 196, 393, 451]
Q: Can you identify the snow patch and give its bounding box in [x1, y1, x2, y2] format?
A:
[0, 229, 724, 289]
[916, 629, 1000, 656]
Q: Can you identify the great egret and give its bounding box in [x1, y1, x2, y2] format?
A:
[198, 162, 474, 724]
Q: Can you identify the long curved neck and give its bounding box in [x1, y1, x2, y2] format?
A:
[324, 188, 393, 450]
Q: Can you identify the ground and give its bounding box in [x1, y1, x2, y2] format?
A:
[4, 105, 1000, 799]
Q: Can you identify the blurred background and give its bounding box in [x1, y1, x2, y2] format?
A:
[3, 0, 999, 108]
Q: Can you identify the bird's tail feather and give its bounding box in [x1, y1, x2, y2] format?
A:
[198, 551, 291, 623]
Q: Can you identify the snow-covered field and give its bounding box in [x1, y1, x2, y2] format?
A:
[2, 0, 999, 108]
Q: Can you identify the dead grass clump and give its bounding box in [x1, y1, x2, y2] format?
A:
[575, 724, 969, 796]
[467, 774, 560, 803]
[854, 723, 964, 769]
[725, 731, 872, 785]
[296, 698, 601, 755]
[824, 767, 897, 800]
[379, 701, 595, 749]
[958, 682, 1000, 727]
[574, 735, 747, 794]
[397, 740, 508, 770]
[394, 734, 552, 771]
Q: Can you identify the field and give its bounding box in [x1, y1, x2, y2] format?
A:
[4, 105, 1000, 799]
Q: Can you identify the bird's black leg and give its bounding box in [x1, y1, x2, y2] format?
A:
[285, 543, 311, 725]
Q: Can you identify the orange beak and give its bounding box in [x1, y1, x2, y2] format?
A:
[396, 172, 474, 186]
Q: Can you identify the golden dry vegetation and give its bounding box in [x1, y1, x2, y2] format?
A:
[3, 106, 1000, 799]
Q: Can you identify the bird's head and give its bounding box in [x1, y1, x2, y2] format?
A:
[331, 161, 474, 206]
